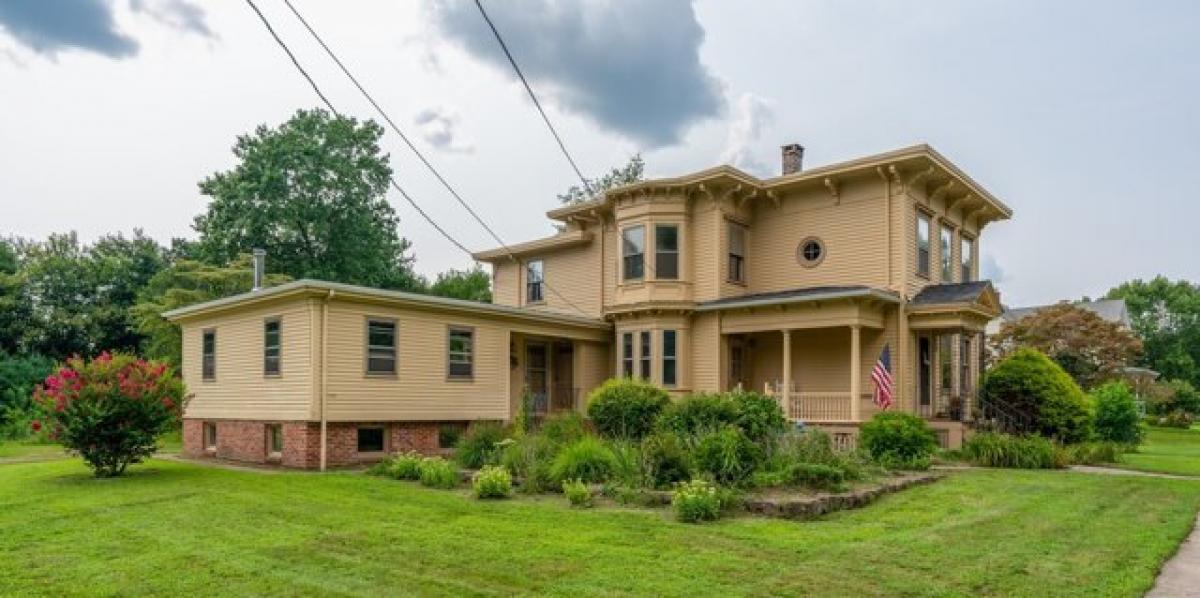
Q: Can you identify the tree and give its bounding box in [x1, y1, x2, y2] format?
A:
[133, 256, 291, 369]
[87, 231, 168, 354]
[0, 239, 31, 355]
[1107, 277, 1200, 389]
[194, 108, 421, 290]
[557, 154, 645, 205]
[428, 266, 491, 302]
[990, 303, 1142, 390]
[33, 352, 185, 477]
[1090, 382, 1143, 444]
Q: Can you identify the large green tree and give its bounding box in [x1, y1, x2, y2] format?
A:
[0, 239, 30, 355]
[557, 154, 644, 205]
[194, 109, 421, 290]
[427, 266, 491, 302]
[1107, 277, 1200, 388]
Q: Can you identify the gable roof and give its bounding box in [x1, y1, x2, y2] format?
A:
[695, 285, 900, 312]
[911, 281, 996, 306]
[1001, 298, 1130, 328]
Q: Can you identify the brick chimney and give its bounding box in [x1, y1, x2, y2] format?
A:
[782, 143, 804, 175]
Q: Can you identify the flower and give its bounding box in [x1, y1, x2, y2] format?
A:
[31, 420, 41, 432]
[161, 397, 174, 410]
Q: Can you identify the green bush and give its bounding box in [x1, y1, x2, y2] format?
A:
[657, 393, 738, 437]
[692, 426, 761, 485]
[538, 412, 588, 445]
[787, 463, 847, 490]
[859, 412, 938, 470]
[586, 378, 670, 439]
[418, 457, 459, 489]
[980, 348, 1093, 443]
[454, 422, 508, 469]
[368, 451, 424, 480]
[672, 479, 722, 523]
[472, 465, 513, 499]
[562, 478, 593, 507]
[1091, 382, 1144, 444]
[499, 433, 559, 493]
[729, 390, 788, 443]
[1155, 410, 1196, 429]
[962, 432, 1056, 469]
[438, 424, 463, 450]
[640, 431, 692, 488]
[606, 439, 645, 488]
[550, 437, 619, 483]
[1060, 441, 1125, 465]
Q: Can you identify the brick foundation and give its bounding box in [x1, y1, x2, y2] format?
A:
[182, 418, 451, 469]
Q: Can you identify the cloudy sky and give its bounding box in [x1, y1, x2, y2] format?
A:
[1, 0, 1197, 306]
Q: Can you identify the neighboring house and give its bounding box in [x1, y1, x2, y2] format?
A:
[985, 298, 1131, 336]
[166, 143, 1012, 468]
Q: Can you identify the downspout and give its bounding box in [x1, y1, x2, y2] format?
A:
[319, 289, 335, 472]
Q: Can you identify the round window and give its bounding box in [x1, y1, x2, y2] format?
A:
[797, 237, 825, 268]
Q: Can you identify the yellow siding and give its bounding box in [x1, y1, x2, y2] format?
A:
[181, 298, 314, 420]
[533, 239, 604, 316]
[691, 312, 721, 392]
[575, 341, 611, 402]
[690, 200, 721, 302]
[491, 261, 520, 308]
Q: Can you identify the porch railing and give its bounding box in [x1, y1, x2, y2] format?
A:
[531, 385, 580, 416]
[763, 382, 854, 422]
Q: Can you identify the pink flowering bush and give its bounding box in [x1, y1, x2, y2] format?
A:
[32, 352, 187, 477]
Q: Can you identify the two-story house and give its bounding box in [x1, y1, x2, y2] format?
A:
[167, 144, 1010, 468]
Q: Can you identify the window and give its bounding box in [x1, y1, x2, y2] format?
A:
[916, 213, 931, 278]
[203, 422, 217, 450]
[940, 225, 954, 281]
[621, 332, 634, 378]
[267, 424, 283, 456]
[961, 236, 974, 282]
[202, 329, 216, 381]
[264, 319, 281, 376]
[526, 260, 544, 303]
[662, 330, 677, 386]
[728, 222, 746, 283]
[447, 327, 474, 379]
[357, 427, 385, 453]
[939, 334, 954, 395]
[622, 226, 645, 281]
[639, 331, 652, 380]
[797, 237, 824, 268]
[960, 336, 972, 396]
[365, 319, 397, 375]
[655, 224, 679, 280]
[729, 343, 744, 388]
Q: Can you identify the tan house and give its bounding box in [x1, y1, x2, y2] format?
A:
[167, 143, 1011, 468]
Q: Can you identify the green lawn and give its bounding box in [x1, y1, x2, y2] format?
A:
[2, 459, 1198, 596]
[1120, 426, 1200, 477]
[0, 431, 181, 462]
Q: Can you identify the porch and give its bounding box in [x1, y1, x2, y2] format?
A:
[508, 332, 609, 420]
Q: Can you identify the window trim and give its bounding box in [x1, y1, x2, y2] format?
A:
[654, 223, 680, 280]
[662, 329, 677, 387]
[916, 210, 932, 279]
[446, 325, 475, 381]
[263, 317, 282, 377]
[621, 225, 646, 282]
[639, 330, 652, 381]
[939, 224, 955, 282]
[525, 259, 545, 304]
[796, 236, 826, 268]
[201, 328, 216, 382]
[363, 317, 398, 377]
[621, 332, 634, 378]
[356, 426, 386, 454]
[727, 220, 747, 284]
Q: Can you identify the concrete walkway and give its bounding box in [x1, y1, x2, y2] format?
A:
[1070, 465, 1200, 481]
[1148, 512, 1200, 597]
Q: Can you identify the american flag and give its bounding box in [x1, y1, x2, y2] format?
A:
[871, 344, 894, 410]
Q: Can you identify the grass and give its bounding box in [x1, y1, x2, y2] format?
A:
[0, 430, 182, 462]
[1119, 425, 1200, 477]
[2, 459, 1199, 596]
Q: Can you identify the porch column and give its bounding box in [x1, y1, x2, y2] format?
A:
[781, 329, 792, 419]
[850, 325, 862, 422]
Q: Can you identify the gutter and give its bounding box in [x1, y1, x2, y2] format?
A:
[694, 288, 900, 313]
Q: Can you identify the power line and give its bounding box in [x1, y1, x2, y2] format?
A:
[472, 0, 594, 197]
[243, 0, 473, 257]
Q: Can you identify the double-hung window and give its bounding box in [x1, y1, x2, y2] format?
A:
[526, 260, 544, 303]
[662, 330, 677, 386]
[916, 213, 931, 278]
[728, 222, 746, 283]
[264, 318, 281, 376]
[621, 332, 634, 378]
[655, 224, 679, 280]
[202, 329, 216, 381]
[961, 236, 974, 282]
[940, 226, 954, 282]
[639, 331, 652, 380]
[366, 319, 397, 375]
[622, 226, 645, 281]
[447, 327, 474, 379]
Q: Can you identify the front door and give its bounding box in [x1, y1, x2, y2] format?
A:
[526, 343, 549, 414]
[918, 336, 932, 416]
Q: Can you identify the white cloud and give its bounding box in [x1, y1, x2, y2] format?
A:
[414, 107, 474, 154]
[719, 92, 775, 176]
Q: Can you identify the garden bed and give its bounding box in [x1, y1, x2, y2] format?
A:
[742, 471, 944, 519]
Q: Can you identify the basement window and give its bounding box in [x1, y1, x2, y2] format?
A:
[267, 424, 283, 458]
[357, 427, 385, 453]
[203, 422, 217, 451]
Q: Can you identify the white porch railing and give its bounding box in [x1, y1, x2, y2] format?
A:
[763, 382, 854, 422]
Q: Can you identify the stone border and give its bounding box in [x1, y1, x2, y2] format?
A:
[743, 472, 944, 520]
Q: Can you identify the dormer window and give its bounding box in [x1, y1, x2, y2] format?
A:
[526, 260, 544, 303]
[654, 224, 679, 280]
[961, 236, 974, 282]
[916, 213, 931, 278]
[622, 226, 645, 281]
[940, 225, 954, 281]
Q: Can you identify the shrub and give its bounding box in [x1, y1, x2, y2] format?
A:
[729, 390, 788, 443]
[692, 426, 761, 485]
[418, 457, 459, 489]
[368, 451, 423, 480]
[641, 431, 692, 488]
[962, 432, 1056, 469]
[586, 378, 670, 439]
[1091, 382, 1144, 444]
[550, 437, 619, 483]
[438, 424, 463, 450]
[858, 412, 938, 470]
[1060, 441, 1125, 465]
[562, 478, 592, 507]
[672, 479, 722, 523]
[606, 439, 645, 488]
[657, 393, 738, 437]
[787, 463, 846, 490]
[454, 422, 508, 469]
[499, 433, 559, 493]
[1156, 410, 1196, 429]
[0, 352, 57, 440]
[472, 465, 513, 499]
[980, 348, 1093, 443]
[31, 352, 186, 477]
[538, 412, 588, 445]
